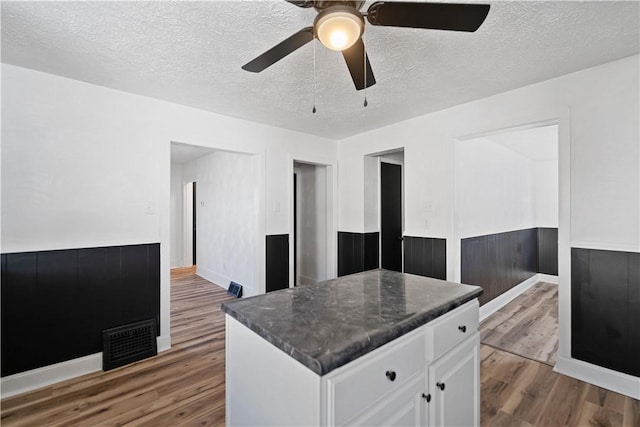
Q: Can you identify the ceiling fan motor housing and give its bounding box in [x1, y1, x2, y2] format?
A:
[313, 1, 365, 12]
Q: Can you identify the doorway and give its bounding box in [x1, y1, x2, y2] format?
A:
[293, 161, 329, 286]
[455, 123, 560, 364]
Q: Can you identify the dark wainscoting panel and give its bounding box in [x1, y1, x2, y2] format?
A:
[461, 229, 538, 305]
[404, 236, 447, 280]
[538, 228, 559, 275]
[266, 234, 289, 293]
[1, 243, 160, 377]
[338, 232, 363, 276]
[338, 232, 379, 277]
[363, 232, 380, 272]
[571, 248, 640, 377]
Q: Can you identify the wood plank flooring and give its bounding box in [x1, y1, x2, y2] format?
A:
[2, 271, 638, 426]
[1, 267, 232, 426]
[480, 345, 640, 426]
[480, 282, 559, 365]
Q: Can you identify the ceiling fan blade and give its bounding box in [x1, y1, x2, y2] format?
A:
[367, 2, 490, 32]
[242, 27, 314, 73]
[284, 0, 314, 7]
[342, 38, 376, 91]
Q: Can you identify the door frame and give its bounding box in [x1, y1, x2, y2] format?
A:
[287, 154, 337, 288]
[451, 113, 570, 360]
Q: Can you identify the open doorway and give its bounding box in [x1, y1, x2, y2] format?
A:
[170, 142, 263, 296]
[455, 123, 560, 365]
[293, 161, 329, 286]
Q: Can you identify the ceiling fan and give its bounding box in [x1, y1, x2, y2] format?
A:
[242, 1, 491, 91]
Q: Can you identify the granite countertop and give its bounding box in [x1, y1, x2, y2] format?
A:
[220, 269, 482, 376]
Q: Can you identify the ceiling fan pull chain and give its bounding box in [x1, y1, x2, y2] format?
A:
[312, 35, 317, 114]
[363, 27, 368, 108]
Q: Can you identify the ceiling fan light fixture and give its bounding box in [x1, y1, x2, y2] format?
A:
[315, 7, 364, 51]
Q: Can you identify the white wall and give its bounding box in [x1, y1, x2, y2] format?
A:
[535, 159, 559, 228]
[177, 151, 260, 293]
[455, 137, 537, 239]
[1, 63, 337, 355]
[295, 163, 327, 285]
[170, 162, 184, 267]
[338, 54, 639, 261]
[337, 55, 639, 385]
[363, 155, 379, 233]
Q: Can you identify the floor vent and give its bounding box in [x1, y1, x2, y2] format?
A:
[103, 319, 157, 371]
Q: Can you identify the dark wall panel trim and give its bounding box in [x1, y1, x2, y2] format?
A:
[404, 236, 447, 280]
[1, 243, 160, 377]
[461, 228, 541, 305]
[266, 234, 289, 293]
[338, 232, 379, 277]
[571, 247, 639, 377]
[538, 228, 559, 275]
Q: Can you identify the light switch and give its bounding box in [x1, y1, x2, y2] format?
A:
[145, 201, 155, 215]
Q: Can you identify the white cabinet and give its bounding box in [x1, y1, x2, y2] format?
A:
[323, 299, 480, 427]
[324, 327, 426, 426]
[428, 333, 480, 427]
[347, 374, 426, 427]
[226, 299, 480, 427]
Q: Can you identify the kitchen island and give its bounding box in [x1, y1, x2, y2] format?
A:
[221, 269, 482, 426]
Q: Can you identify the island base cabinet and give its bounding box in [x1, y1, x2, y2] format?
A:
[343, 373, 426, 426]
[226, 316, 322, 426]
[225, 300, 480, 427]
[428, 332, 480, 427]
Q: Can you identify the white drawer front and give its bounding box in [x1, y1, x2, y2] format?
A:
[325, 328, 426, 426]
[425, 299, 479, 362]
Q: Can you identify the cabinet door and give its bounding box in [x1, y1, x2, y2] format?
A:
[347, 373, 427, 427]
[428, 333, 479, 427]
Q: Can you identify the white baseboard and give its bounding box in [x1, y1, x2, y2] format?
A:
[0, 334, 171, 399]
[196, 265, 230, 291]
[479, 273, 557, 322]
[537, 273, 559, 284]
[554, 356, 640, 399]
[157, 334, 172, 352]
[197, 266, 256, 297]
[0, 353, 102, 399]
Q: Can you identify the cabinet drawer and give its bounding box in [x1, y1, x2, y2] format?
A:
[325, 328, 426, 426]
[425, 299, 479, 361]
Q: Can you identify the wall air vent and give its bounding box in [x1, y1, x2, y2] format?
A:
[103, 319, 157, 371]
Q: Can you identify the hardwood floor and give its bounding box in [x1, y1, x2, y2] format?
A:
[480, 282, 559, 365]
[0, 266, 232, 426]
[480, 345, 639, 427]
[2, 271, 638, 426]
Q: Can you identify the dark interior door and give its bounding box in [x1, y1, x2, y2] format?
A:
[381, 162, 402, 272]
[192, 182, 197, 266]
[293, 173, 297, 286]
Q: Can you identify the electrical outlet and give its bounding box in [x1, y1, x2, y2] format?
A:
[424, 201, 434, 213]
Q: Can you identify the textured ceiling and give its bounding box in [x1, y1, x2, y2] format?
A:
[2, 1, 639, 139]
